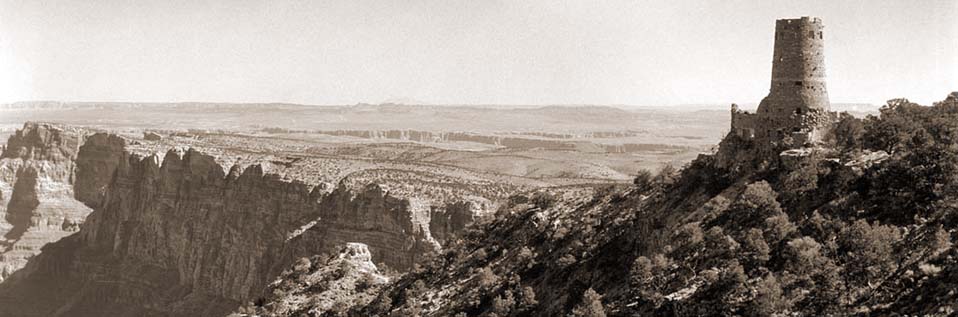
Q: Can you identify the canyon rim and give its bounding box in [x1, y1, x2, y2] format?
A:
[1, 2, 957, 316]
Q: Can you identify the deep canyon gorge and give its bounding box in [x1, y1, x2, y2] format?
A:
[0, 123, 491, 316]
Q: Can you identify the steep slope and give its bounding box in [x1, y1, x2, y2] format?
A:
[343, 94, 958, 316]
[0, 123, 92, 281]
[0, 129, 489, 316]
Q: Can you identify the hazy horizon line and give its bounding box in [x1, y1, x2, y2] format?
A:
[1, 99, 892, 109]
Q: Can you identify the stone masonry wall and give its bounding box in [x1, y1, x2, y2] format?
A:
[731, 17, 834, 148]
[760, 16, 829, 115]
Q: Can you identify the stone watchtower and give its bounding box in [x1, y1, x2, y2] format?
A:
[730, 17, 836, 147]
[761, 17, 829, 114]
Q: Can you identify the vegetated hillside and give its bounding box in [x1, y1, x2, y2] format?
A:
[315, 94, 957, 316]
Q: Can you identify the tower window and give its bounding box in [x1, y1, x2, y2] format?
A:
[796, 108, 802, 114]
[794, 81, 803, 86]
[818, 32, 823, 39]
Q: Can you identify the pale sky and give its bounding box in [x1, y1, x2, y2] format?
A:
[1, 0, 955, 106]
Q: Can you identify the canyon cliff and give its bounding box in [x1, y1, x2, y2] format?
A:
[0, 123, 91, 282]
[0, 124, 483, 316]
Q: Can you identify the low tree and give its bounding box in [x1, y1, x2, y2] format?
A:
[862, 98, 924, 153]
[700, 195, 731, 222]
[390, 304, 422, 317]
[630, 256, 654, 286]
[701, 227, 740, 267]
[837, 219, 901, 287]
[764, 214, 797, 244]
[558, 253, 577, 266]
[727, 181, 785, 228]
[572, 288, 606, 317]
[477, 267, 499, 289]
[405, 279, 428, 299]
[633, 169, 654, 192]
[783, 236, 843, 314]
[827, 112, 865, 152]
[929, 225, 952, 256]
[741, 228, 771, 267]
[674, 222, 705, 246]
[718, 259, 747, 291]
[293, 257, 312, 273]
[531, 192, 558, 210]
[519, 286, 538, 309]
[784, 236, 828, 277]
[517, 246, 536, 268]
[491, 290, 516, 315]
[654, 164, 679, 187]
[749, 275, 788, 316]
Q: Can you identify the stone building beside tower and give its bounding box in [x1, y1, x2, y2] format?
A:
[730, 17, 837, 148]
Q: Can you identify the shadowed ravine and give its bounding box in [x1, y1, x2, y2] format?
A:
[3, 168, 39, 241]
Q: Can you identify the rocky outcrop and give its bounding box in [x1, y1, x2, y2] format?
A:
[429, 201, 477, 245]
[236, 243, 390, 316]
[0, 130, 482, 316]
[0, 122, 82, 162]
[0, 123, 91, 281]
[72, 133, 125, 209]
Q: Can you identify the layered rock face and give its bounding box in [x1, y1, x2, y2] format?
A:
[0, 130, 479, 316]
[0, 123, 91, 281]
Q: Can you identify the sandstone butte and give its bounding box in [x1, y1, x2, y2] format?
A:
[0, 122, 493, 316]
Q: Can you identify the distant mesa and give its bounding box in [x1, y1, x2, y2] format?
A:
[378, 97, 432, 105]
[143, 131, 163, 141]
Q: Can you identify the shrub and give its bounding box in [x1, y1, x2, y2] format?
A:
[827, 112, 865, 152]
[654, 164, 679, 187]
[630, 256, 653, 285]
[633, 169, 654, 191]
[508, 194, 529, 205]
[674, 222, 704, 246]
[519, 286, 538, 308]
[764, 214, 796, 244]
[558, 254, 577, 266]
[930, 225, 952, 256]
[749, 275, 788, 315]
[729, 181, 785, 228]
[293, 257, 312, 273]
[491, 290, 516, 315]
[477, 267, 499, 289]
[531, 192, 558, 210]
[572, 288, 606, 317]
[837, 219, 901, 286]
[741, 228, 771, 265]
[517, 247, 536, 267]
[404, 279, 427, 300]
[355, 272, 379, 291]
